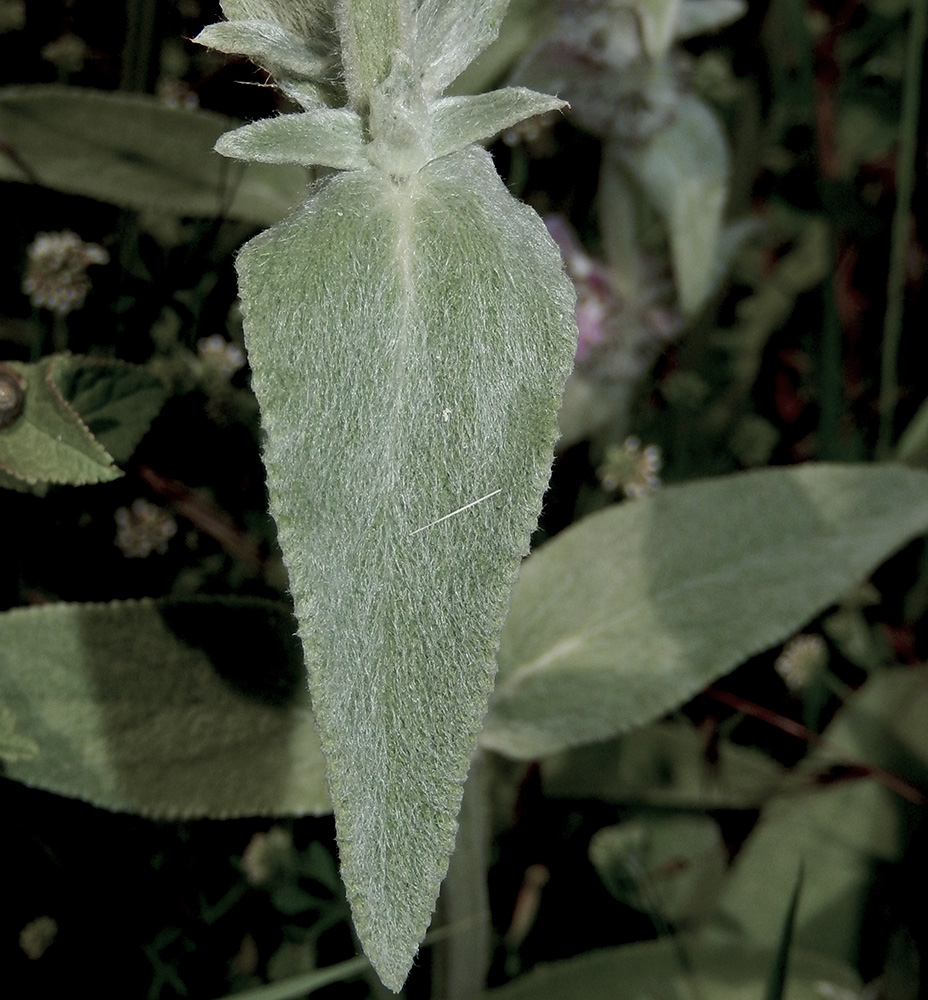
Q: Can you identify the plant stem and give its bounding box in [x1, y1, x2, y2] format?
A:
[877, 0, 928, 457]
[432, 748, 493, 1000]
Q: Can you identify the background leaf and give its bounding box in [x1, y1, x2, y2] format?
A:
[476, 939, 861, 1000]
[0, 356, 121, 487]
[0, 85, 307, 224]
[481, 463, 928, 759]
[616, 94, 729, 315]
[237, 145, 576, 989]
[711, 666, 928, 961]
[52, 356, 167, 463]
[0, 598, 331, 818]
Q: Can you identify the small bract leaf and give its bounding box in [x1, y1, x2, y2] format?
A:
[215, 109, 366, 170]
[416, 0, 511, 95]
[482, 463, 928, 759]
[0, 86, 306, 224]
[194, 19, 330, 80]
[0, 357, 121, 487]
[429, 88, 565, 159]
[237, 145, 576, 989]
[0, 599, 331, 818]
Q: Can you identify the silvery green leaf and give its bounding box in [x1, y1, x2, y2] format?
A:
[236, 145, 576, 989]
[194, 19, 329, 80]
[429, 88, 565, 158]
[617, 94, 729, 315]
[220, 0, 336, 46]
[215, 109, 366, 169]
[415, 0, 511, 95]
[676, 0, 747, 40]
[482, 463, 928, 759]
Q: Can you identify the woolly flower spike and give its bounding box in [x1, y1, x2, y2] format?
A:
[115, 499, 177, 558]
[598, 437, 662, 498]
[775, 633, 828, 692]
[23, 231, 108, 316]
[197, 334, 247, 379]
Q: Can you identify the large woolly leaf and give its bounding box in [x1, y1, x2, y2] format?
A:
[0, 599, 331, 818]
[0, 356, 121, 488]
[0, 86, 306, 224]
[481, 463, 928, 759]
[237, 146, 576, 989]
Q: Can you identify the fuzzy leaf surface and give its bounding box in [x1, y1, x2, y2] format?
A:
[0, 86, 306, 224]
[0, 599, 330, 818]
[415, 0, 511, 95]
[216, 109, 366, 169]
[482, 464, 928, 759]
[194, 19, 329, 79]
[237, 146, 576, 989]
[429, 88, 565, 159]
[0, 357, 121, 487]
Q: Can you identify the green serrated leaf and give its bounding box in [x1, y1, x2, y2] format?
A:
[237, 145, 575, 989]
[482, 464, 928, 759]
[0, 356, 121, 487]
[0, 598, 331, 818]
[216, 109, 367, 170]
[416, 0, 511, 95]
[618, 94, 729, 315]
[194, 19, 330, 80]
[0, 86, 307, 224]
[429, 88, 565, 158]
[51, 356, 166, 463]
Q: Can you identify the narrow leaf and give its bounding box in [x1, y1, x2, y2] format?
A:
[334, 0, 407, 107]
[216, 109, 367, 170]
[0, 86, 306, 224]
[713, 667, 925, 959]
[0, 357, 121, 487]
[194, 19, 330, 80]
[618, 94, 728, 315]
[482, 463, 928, 759]
[0, 599, 331, 818]
[237, 145, 576, 989]
[429, 88, 565, 159]
[415, 0, 511, 95]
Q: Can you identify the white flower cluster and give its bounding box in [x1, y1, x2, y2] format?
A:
[115, 499, 177, 558]
[22, 230, 109, 316]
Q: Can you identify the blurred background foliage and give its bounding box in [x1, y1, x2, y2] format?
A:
[1, 1, 927, 998]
